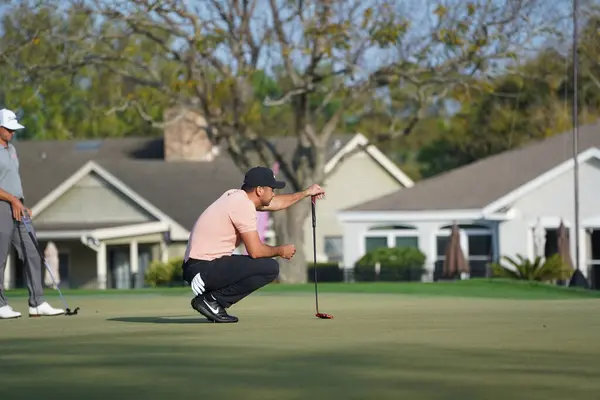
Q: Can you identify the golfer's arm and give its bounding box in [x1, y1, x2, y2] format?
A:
[0, 188, 17, 204]
[241, 231, 283, 259]
[258, 190, 308, 212]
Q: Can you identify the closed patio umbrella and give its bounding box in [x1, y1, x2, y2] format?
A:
[557, 220, 590, 289]
[442, 224, 469, 279]
[557, 221, 574, 271]
[44, 241, 60, 289]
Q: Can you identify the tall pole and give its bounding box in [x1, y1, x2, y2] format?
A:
[573, 0, 580, 271]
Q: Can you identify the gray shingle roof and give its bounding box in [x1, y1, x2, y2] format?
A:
[99, 158, 243, 231]
[346, 122, 600, 212]
[33, 222, 127, 231]
[14, 135, 354, 229]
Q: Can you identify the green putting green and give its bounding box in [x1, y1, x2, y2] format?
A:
[1, 287, 599, 399]
[5, 279, 600, 299]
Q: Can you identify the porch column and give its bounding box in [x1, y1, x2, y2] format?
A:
[342, 222, 365, 269]
[418, 222, 438, 282]
[3, 253, 12, 290]
[130, 240, 138, 275]
[160, 240, 169, 263]
[130, 240, 141, 288]
[97, 242, 107, 289]
[491, 221, 501, 264]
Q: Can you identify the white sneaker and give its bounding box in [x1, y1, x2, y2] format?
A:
[29, 302, 65, 317]
[0, 305, 22, 319]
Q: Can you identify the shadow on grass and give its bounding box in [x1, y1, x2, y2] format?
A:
[107, 316, 213, 324]
[1, 335, 599, 400]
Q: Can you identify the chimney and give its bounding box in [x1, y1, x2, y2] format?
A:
[163, 106, 218, 162]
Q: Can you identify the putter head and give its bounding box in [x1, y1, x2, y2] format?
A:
[316, 312, 333, 319]
[65, 307, 80, 316]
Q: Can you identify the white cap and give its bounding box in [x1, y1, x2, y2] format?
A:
[0, 109, 25, 130]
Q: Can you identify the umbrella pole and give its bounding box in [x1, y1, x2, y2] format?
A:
[572, 0, 580, 273]
[569, 0, 589, 289]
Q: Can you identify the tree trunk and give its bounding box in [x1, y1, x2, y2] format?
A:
[271, 201, 311, 283]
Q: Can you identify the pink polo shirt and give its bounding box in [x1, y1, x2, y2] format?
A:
[184, 189, 257, 261]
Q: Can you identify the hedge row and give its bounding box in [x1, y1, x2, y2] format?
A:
[144, 257, 184, 287]
[146, 247, 428, 286]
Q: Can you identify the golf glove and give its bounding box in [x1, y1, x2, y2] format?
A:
[191, 273, 205, 296]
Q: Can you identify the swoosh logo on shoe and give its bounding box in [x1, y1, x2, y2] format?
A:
[204, 300, 220, 314]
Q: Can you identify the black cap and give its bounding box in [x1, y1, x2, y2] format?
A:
[243, 166, 286, 189]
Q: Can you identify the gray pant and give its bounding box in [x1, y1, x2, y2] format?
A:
[0, 201, 44, 307]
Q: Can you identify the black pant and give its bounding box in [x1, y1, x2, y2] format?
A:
[182, 255, 279, 308]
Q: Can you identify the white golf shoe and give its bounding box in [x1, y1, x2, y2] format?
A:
[0, 305, 22, 319]
[29, 302, 65, 317]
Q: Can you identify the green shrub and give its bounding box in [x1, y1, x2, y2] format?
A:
[145, 257, 184, 287]
[491, 254, 573, 282]
[354, 247, 426, 282]
[169, 257, 184, 282]
[307, 262, 343, 282]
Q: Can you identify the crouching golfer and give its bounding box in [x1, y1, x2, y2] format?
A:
[182, 166, 325, 323]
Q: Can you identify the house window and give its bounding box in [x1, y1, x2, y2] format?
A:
[365, 236, 388, 252]
[364, 225, 419, 254]
[436, 236, 449, 257]
[468, 234, 492, 278]
[324, 236, 343, 262]
[468, 235, 492, 256]
[395, 236, 419, 249]
[543, 228, 564, 258]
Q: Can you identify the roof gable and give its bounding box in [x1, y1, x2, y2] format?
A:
[33, 171, 157, 228]
[31, 161, 190, 240]
[325, 133, 414, 188]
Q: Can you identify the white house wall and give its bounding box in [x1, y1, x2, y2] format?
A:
[498, 158, 600, 276]
[34, 171, 157, 225]
[303, 150, 405, 263]
[341, 218, 495, 280]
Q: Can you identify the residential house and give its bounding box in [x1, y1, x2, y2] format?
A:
[3, 115, 413, 289]
[338, 123, 600, 289]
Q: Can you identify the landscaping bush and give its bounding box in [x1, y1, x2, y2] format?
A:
[491, 254, 573, 282]
[307, 262, 344, 282]
[354, 247, 426, 282]
[145, 257, 185, 287]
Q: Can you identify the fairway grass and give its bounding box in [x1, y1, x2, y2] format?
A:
[1, 292, 599, 399]
[5, 279, 600, 300]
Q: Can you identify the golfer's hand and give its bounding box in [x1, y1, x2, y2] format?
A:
[280, 244, 296, 260]
[191, 273, 205, 296]
[305, 184, 325, 200]
[10, 198, 25, 222]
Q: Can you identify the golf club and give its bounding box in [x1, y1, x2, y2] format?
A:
[311, 196, 333, 320]
[22, 211, 79, 316]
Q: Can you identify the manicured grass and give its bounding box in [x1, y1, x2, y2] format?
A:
[259, 279, 600, 299]
[5, 279, 600, 300]
[1, 293, 599, 399]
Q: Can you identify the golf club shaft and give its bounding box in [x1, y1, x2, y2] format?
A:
[21, 214, 70, 310]
[311, 197, 319, 314]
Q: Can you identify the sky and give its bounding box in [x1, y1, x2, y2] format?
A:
[0, 0, 580, 106]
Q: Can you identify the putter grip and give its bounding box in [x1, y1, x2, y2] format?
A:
[311, 196, 316, 228]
